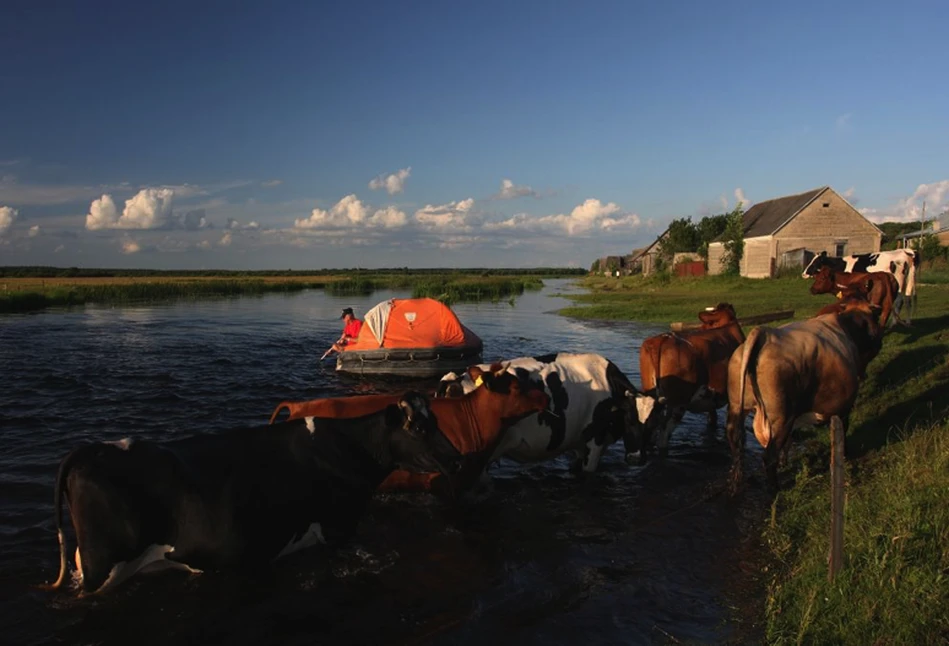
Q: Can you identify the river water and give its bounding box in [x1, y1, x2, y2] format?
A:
[0, 279, 764, 645]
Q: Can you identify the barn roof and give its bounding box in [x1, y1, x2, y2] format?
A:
[740, 186, 829, 238]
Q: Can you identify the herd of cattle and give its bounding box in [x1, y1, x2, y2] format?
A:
[39, 248, 920, 597]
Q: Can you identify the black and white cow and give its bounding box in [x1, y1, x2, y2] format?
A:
[802, 249, 919, 321]
[435, 352, 660, 472]
[39, 391, 462, 596]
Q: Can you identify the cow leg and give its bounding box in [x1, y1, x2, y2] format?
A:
[655, 408, 684, 459]
[706, 410, 718, 435]
[725, 406, 747, 495]
[762, 417, 793, 494]
[580, 438, 609, 473]
[569, 447, 589, 474]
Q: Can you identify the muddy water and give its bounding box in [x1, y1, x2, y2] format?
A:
[0, 280, 765, 645]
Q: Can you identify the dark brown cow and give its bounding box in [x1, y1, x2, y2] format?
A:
[269, 365, 549, 496]
[725, 300, 883, 493]
[639, 303, 745, 457]
[809, 265, 902, 328]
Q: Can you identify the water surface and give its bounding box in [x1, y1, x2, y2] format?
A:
[0, 279, 761, 645]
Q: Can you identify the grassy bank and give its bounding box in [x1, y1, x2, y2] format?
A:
[0, 271, 554, 313]
[567, 272, 949, 644]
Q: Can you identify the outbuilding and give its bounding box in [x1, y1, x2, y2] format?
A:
[707, 186, 882, 278]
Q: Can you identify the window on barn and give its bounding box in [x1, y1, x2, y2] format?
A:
[823, 202, 831, 208]
[835, 243, 846, 257]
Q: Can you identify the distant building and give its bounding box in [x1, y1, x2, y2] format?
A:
[629, 229, 670, 276]
[897, 209, 949, 248]
[707, 186, 881, 278]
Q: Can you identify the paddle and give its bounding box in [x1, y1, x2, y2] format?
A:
[320, 347, 336, 361]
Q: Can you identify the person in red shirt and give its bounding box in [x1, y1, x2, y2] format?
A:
[331, 307, 363, 353]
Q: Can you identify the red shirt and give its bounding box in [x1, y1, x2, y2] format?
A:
[343, 319, 362, 341]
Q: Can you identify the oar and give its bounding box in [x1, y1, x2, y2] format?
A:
[320, 347, 336, 361]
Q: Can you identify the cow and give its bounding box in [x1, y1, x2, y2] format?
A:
[725, 300, 883, 493]
[268, 366, 551, 496]
[638, 303, 746, 458]
[434, 352, 660, 471]
[39, 391, 461, 596]
[802, 249, 919, 322]
[809, 265, 903, 328]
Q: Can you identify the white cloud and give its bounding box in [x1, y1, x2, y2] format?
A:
[121, 239, 142, 254]
[28, 224, 40, 237]
[414, 198, 477, 230]
[367, 206, 407, 228]
[86, 188, 175, 230]
[494, 179, 538, 200]
[197, 240, 212, 250]
[368, 167, 411, 195]
[295, 194, 369, 229]
[485, 198, 635, 236]
[220, 232, 233, 246]
[0, 205, 17, 236]
[261, 179, 283, 188]
[841, 186, 860, 206]
[734, 188, 751, 209]
[53, 244, 65, 253]
[226, 218, 260, 230]
[860, 179, 949, 223]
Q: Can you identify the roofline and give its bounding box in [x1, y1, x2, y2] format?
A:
[832, 187, 883, 235]
[768, 186, 829, 236]
[631, 227, 669, 259]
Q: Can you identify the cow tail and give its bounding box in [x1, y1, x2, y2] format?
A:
[739, 327, 768, 437]
[38, 446, 82, 590]
[654, 335, 666, 402]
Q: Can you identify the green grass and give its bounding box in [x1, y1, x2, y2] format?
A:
[0, 273, 549, 313]
[559, 274, 836, 323]
[764, 419, 949, 645]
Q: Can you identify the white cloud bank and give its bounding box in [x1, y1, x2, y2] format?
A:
[85, 188, 213, 231]
[414, 198, 477, 231]
[861, 179, 949, 223]
[294, 194, 408, 229]
[494, 179, 538, 200]
[486, 198, 640, 235]
[368, 167, 411, 195]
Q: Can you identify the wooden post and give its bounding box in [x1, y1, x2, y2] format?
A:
[828, 415, 845, 582]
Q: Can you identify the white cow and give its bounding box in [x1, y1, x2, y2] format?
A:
[435, 352, 660, 472]
[802, 249, 919, 321]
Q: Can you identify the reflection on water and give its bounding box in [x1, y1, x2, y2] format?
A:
[0, 279, 760, 645]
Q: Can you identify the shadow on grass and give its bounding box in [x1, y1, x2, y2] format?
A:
[891, 313, 949, 346]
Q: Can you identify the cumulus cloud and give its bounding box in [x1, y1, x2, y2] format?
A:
[485, 198, 637, 236]
[86, 188, 174, 230]
[197, 240, 212, 250]
[0, 205, 17, 236]
[28, 224, 40, 237]
[294, 195, 409, 231]
[842, 186, 859, 205]
[414, 198, 477, 231]
[121, 238, 142, 254]
[226, 218, 260, 230]
[494, 179, 538, 200]
[861, 179, 949, 223]
[368, 167, 411, 195]
[220, 232, 233, 246]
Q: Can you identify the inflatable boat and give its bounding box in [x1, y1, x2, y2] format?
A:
[335, 297, 483, 377]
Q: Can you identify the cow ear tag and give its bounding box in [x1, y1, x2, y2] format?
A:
[474, 375, 484, 388]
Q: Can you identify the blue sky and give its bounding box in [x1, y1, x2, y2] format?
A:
[1, 0, 947, 268]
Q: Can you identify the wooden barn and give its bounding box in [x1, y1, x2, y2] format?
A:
[707, 186, 882, 278]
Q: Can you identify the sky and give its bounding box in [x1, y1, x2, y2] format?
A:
[1, 0, 947, 269]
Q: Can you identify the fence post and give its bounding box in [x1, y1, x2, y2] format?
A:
[828, 415, 845, 582]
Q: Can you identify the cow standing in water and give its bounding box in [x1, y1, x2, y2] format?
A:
[435, 352, 659, 471]
[725, 301, 883, 493]
[638, 303, 745, 458]
[802, 249, 919, 322]
[270, 366, 551, 495]
[39, 392, 462, 596]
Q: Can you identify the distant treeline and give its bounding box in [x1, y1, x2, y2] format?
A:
[0, 266, 586, 278]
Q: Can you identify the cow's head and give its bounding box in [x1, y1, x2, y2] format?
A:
[616, 389, 664, 465]
[384, 391, 464, 480]
[802, 250, 828, 278]
[466, 364, 549, 419]
[809, 265, 838, 295]
[434, 362, 516, 399]
[698, 302, 738, 329]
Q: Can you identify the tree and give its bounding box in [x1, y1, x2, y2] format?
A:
[696, 214, 730, 258]
[664, 217, 700, 255]
[720, 203, 745, 275]
[590, 259, 601, 274]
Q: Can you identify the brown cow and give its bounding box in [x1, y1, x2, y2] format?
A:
[809, 265, 902, 328]
[268, 365, 549, 496]
[725, 300, 883, 493]
[639, 302, 745, 457]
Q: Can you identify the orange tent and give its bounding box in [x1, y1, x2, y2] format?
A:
[342, 297, 481, 351]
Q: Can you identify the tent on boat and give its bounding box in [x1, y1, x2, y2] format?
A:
[336, 297, 483, 377]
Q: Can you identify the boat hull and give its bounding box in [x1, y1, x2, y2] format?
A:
[335, 342, 484, 378]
